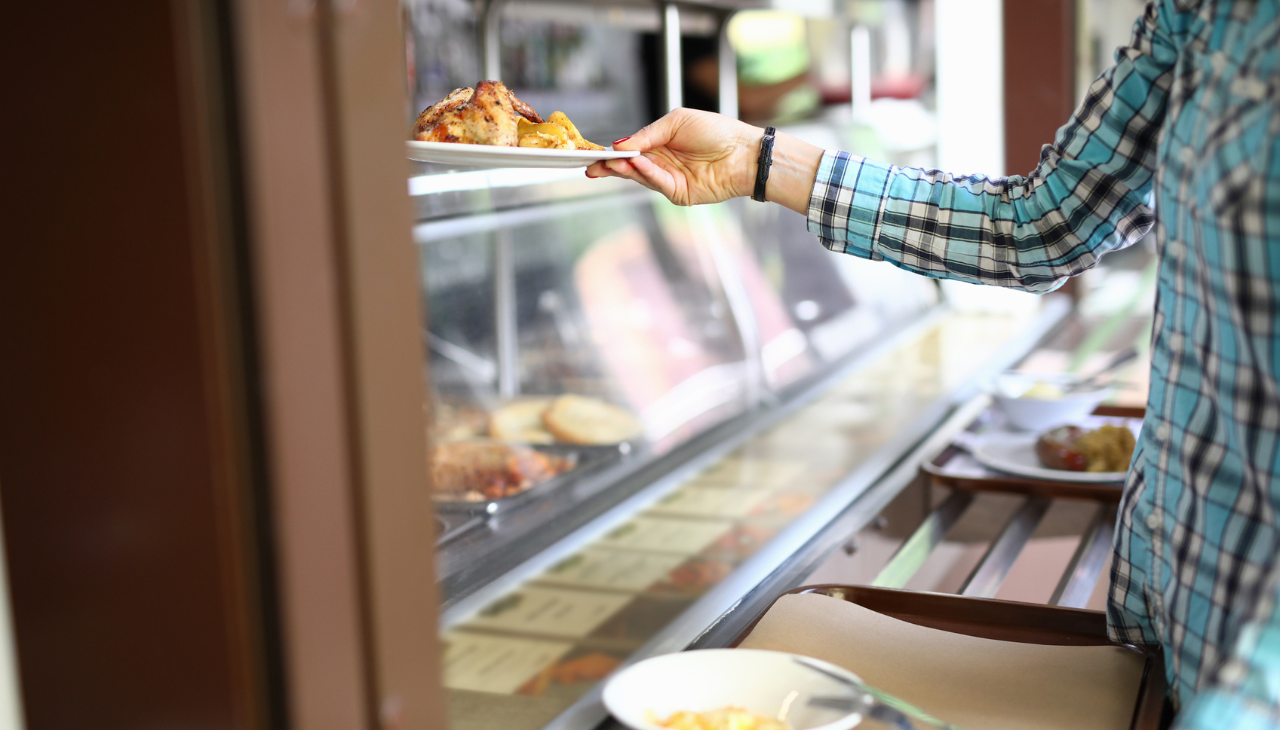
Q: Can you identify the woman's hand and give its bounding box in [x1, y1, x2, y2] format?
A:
[585, 108, 761, 206]
[587, 108, 826, 215]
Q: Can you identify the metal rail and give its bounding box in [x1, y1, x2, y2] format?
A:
[871, 490, 974, 589]
[959, 496, 1051, 598]
[493, 229, 520, 398]
[1050, 503, 1116, 608]
[478, 0, 504, 80]
[662, 3, 683, 111]
[717, 13, 738, 118]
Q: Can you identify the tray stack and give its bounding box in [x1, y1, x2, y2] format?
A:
[734, 585, 1167, 730]
[729, 404, 1167, 729]
[873, 405, 1144, 606]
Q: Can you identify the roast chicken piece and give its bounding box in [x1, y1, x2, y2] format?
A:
[412, 81, 544, 146]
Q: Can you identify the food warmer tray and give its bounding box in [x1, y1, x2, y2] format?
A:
[432, 441, 641, 515]
[434, 512, 485, 546]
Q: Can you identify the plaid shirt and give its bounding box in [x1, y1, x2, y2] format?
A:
[807, 1, 1280, 725]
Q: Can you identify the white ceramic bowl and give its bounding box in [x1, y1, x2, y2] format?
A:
[602, 649, 863, 730]
[989, 371, 1111, 432]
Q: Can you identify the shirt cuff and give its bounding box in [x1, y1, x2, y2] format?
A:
[805, 150, 895, 259]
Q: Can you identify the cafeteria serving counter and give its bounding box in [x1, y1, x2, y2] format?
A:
[410, 155, 1120, 729]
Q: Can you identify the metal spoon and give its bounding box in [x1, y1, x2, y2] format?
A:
[793, 657, 965, 730]
[1063, 347, 1139, 394]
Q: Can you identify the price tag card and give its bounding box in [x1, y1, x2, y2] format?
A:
[535, 549, 686, 592]
[596, 516, 731, 555]
[463, 585, 632, 639]
[441, 631, 573, 694]
[647, 486, 772, 519]
[688, 458, 807, 489]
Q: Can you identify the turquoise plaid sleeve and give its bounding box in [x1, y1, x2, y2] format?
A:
[1173, 565, 1280, 729]
[813, 1, 1280, 722]
[806, 0, 1179, 293]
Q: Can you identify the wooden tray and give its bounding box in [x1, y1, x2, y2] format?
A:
[732, 584, 1169, 730]
[922, 405, 1145, 502]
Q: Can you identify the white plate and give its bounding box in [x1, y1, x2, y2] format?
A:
[971, 432, 1128, 483]
[406, 140, 640, 168]
[603, 649, 863, 730]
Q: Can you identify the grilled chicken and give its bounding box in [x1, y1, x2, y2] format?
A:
[412, 81, 544, 146]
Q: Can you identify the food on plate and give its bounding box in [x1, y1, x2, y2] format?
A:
[515, 121, 571, 148]
[487, 395, 640, 444]
[430, 441, 572, 501]
[413, 81, 605, 150]
[651, 707, 789, 730]
[413, 80, 543, 146]
[488, 398, 556, 443]
[1021, 380, 1065, 399]
[543, 394, 643, 445]
[517, 111, 605, 150]
[1036, 424, 1136, 473]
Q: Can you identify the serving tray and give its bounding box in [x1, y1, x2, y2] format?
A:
[733, 584, 1169, 730]
[922, 405, 1145, 501]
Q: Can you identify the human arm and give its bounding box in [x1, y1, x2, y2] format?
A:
[590, 0, 1180, 293]
[1172, 560, 1280, 729]
[584, 110, 824, 214]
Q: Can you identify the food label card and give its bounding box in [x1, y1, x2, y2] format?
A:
[596, 515, 730, 555]
[441, 631, 573, 694]
[688, 458, 807, 489]
[647, 486, 772, 518]
[462, 585, 632, 639]
[535, 549, 686, 592]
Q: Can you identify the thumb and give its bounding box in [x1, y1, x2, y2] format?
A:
[613, 109, 685, 152]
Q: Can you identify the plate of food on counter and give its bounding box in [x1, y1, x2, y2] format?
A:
[969, 420, 1138, 484]
[603, 649, 865, 730]
[407, 80, 640, 168]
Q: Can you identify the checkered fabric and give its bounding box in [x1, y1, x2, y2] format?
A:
[806, 1, 1280, 725]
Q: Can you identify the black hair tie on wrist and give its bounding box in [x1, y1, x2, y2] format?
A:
[752, 126, 776, 203]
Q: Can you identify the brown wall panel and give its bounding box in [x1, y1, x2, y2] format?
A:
[1004, 0, 1078, 175]
[2, 1, 264, 728]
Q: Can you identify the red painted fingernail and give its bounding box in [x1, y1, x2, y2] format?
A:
[585, 170, 596, 178]
[613, 136, 631, 145]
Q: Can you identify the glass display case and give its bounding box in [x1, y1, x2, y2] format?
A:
[409, 152, 1070, 730]
[404, 3, 1071, 730]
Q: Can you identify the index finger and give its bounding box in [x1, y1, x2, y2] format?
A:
[612, 109, 687, 153]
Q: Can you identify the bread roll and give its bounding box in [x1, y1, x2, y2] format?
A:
[488, 398, 555, 443]
[542, 395, 642, 445]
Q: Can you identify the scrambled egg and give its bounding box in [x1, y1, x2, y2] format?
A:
[653, 708, 789, 730]
[1022, 381, 1065, 399]
[1075, 424, 1136, 472]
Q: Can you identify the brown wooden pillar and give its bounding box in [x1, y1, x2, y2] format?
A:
[2, 0, 445, 727]
[1004, 0, 1080, 299]
[1003, 0, 1078, 175]
[3, 0, 274, 726]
